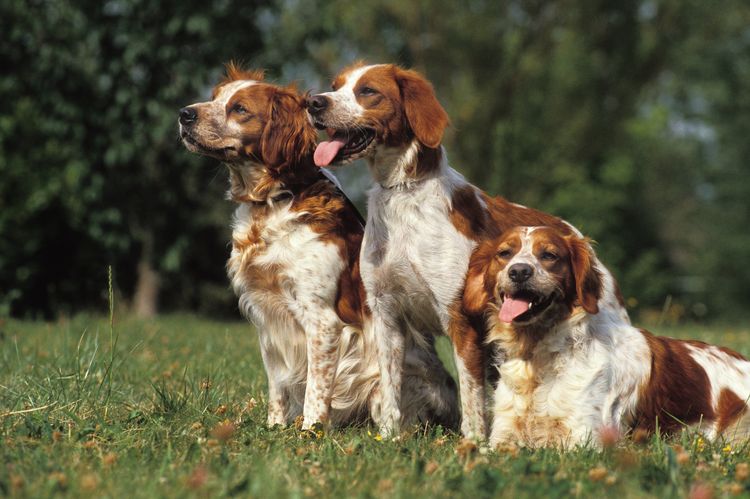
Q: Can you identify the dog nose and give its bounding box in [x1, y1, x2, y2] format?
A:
[508, 263, 533, 283]
[307, 95, 329, 115]
[179, 107, 197, 125]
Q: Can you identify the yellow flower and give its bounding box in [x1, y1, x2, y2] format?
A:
[696, 437, 706, 452]
[722, 444, 732, 453]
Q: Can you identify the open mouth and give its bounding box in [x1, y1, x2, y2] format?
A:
[498, 289, 555, 324]
[312, 126, 376, 167]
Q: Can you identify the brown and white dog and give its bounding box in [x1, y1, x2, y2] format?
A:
[466, 226, 750, 448]
[178, 65, 458, 430]
[307, 63, 631, 438]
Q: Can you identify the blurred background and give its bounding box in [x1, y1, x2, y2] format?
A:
[1, 0, 749, 322]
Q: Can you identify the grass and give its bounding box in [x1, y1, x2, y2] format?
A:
[2, 312, 750, 498]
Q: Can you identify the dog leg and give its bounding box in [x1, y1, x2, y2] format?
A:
[302, 312, 341, 429]
[450, 318, 487, 439]
[489, 382, 519, 447]
[372, 310, 405, 437]
[266, 379, 288, 427]
[258, 340, 289, 427]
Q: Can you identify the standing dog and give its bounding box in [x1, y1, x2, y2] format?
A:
[467, 226, 750, 448]
[179, 65, 458, 429]
[308, 63, 630, 438]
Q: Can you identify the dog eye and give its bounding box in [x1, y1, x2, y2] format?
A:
[358, 87, 377, 97]
[541, 252, 558, 261]
[232, 104, 248, 114]
[497, 249, 512, 259]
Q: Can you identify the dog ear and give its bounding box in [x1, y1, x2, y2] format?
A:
[463, 240, 500, 316]
[395, 68, 449, 149]
[260, 87, 316, 175]
[567, 236, 602, 314]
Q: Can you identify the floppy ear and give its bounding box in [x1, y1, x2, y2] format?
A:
[395, 68, 449, 149]
[567, 236, 602, 314]
[463, 241, 499, 316]
[260, 87, 316, 175]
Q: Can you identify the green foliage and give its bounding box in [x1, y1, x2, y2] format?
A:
[0, 0, 270, 317]
[1, 0, 749, 319]
[2, 315, 750, 497]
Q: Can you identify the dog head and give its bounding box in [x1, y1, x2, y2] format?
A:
[464, 226, 602, 328]
[179, 63, 316, 175]
[307, 63, 449, 167]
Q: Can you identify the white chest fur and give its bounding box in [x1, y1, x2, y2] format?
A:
[490, 316, 651, 448]
[360, 164, 476, 331]
[226, 202, 345, 386]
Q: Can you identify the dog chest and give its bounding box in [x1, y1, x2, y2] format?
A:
[363, 180, 475, 326]
[228, 203, 343, 325]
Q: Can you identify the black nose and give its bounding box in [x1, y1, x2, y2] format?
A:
[508, 263, 533, 283]
[179, 107, 197, 125]
[307, 95, 329, 115]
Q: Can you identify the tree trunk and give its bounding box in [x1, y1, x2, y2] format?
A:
[133, 235, 160, 318]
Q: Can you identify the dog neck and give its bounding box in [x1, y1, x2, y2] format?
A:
[490, 304, 589, 361]
[225, 157, 322, 206]
[367, 139, 444, 189]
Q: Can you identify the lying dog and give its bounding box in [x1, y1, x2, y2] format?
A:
[307, 63, 630, 438]
[466, 225, 750, 448]
[178, 65, 458, 429]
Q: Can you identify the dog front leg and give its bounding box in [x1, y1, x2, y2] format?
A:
[371, 307, 406, 438]
[259, 340, 289, 426]
[266, 379, 289, 426]
[489, 382, 518, 447]
[450, 318, 487, 439]
[302, 313, 341, 429]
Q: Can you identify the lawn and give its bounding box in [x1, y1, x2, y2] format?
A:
[2, 313, 750, 498]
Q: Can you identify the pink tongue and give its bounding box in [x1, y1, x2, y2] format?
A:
[314, 138, 347, 167]
[499, 297, 531, 323]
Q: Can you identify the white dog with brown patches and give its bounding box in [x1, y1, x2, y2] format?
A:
[466, 226, 750, 448]
[179, 65, 459, 430]
[307, 63, 631, 438]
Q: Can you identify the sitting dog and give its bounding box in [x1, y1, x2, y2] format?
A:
[465, 225, 750, 448]
[307, 62, 630, 438]
[178, 65, 458, 429]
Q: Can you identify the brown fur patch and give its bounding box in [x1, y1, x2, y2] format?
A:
[447, 306, 486, 382]
[633, 330, 715, 435]
[393, 67, 449, 149]
[410, 143, 443, 179]
[716, 388, 747, 434]
[450, 186, 497, 242]
[212, 62, 265, 98]
[718, 346, 748, 361]
[288, 180, 368, 328]
[567, 236, 602, 314]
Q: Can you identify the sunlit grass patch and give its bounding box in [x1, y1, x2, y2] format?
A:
[1, 314, 750, 497]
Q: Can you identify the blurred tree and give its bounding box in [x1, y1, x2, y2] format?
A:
[0, 0, 269, 317]
[663, 0, 750, 318]
[1, 0, 748, 320]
